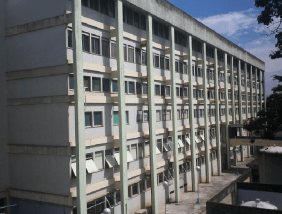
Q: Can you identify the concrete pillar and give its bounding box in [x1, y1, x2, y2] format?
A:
[146, 14, 159, 213]
[259, 70, 263, 110]
[214, 48, 221, 175]
[244, 63, 248, 121]
[188, 35, 197, 190]
[169, 26, 180, 203]
[72, 0, 87, 213]
[263, 71, 266, 110]
[250, 66, 254, 118]
[202, 42, 211, 183]
[116, 1, 128, 213]
[224, 53, 230, 169]
[255, 68, 258, 115]
[230, 56, 235, 124]
[238, 60, 244, 162]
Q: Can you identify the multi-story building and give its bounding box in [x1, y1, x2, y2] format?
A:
[0, 0, 265, 213]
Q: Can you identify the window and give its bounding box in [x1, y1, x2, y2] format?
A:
[102, 39, 110, 57]
[92, 77, 101, 91]
[154, 54, 160, 68]
[113, 111, 129, 125]
[82, 34, 90, 52]
[91, 36, 100, 54]
[138, 143, 144, 158]
[142, 51, 147, 65]
[166, 110, 171, 120]
[145, 142, 150, 157]
[129, 81, 135, 94]
[101, 0, 109, 15]
[124, 45, 127, 61]
[136, 82, 142, 95]
[133, 11, 139, 28]
[166, 86, 170, 96]
[161, 85, 165, 97]
[108, 0, 115, 17]
[140, 14, 146, 30]
[85, 112, 92, 127]
[90, 0, 99, 11]
[84, 76, 90, 91]
[131, 144, 137, 160]
[176, 87, 180, 97]
[165, 58, 170, 70]
[135, 48, 141, 64]
[128, 46, 134, 63]
[160, 56, 165, 69]
[95, 151, 103, 170]
[82, 0, 88, 7]
[124, 81, 128, 93]
[126, 7, 133, 25]
[155, 85, 160, 96]
[175, 60, 179, 72]
[143, 84, 148, 94]
[158, 173, 163, 184]
[111, 42, 116, 58]
[112, 80, 118, 92]
[143, 110, 149, 122]
[153, 20, 158, 36]
[69, 74, 74, 89]
[94, 112, 102, 126]
[157, 139, 162, 153]
[137, 110, 143, 122]
[177, 109, 181, 119]
[132, 183, 138, 195]
[103, 79, 110, 92]
[67, 30, 72, 48]
[183, 88, 188, 97]
[156, 110, 161, 122]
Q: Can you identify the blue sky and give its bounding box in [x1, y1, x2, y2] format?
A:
[168, 0, 282, 94]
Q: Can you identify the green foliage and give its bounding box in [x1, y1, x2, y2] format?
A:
[243, 75, 282, 139]
[255, 0, 282, 59]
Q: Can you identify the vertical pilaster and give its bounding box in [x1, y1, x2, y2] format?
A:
[238, 60, 244, 161]
[231, 56, 235, 124]
[72, 0, 87, 213]
[245, 63, 248, 121]
[170, 26, 180, 203]
[259, 70, 263, 110]
[147, 14, 159, 214]
[263, 71, 266, 110]
[250, 66, 254, 118]
[224, 53, 230, 169]
[188, 35, 197, 190]
[214, 48, 221, 175]
[202, 42, 211, 182]
[116, 1, 128, 213]
[255, 68, 258, 115]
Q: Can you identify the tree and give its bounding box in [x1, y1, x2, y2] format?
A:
[243, 75, 282, 139]
[255, 0, 282, 59]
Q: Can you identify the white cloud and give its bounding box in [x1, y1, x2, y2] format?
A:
[197, 8, 258, 37]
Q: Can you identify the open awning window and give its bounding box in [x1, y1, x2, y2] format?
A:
[156, 146, 161, 154]
[200, 135, 205, 141]
[105, 155, 118, 168]
[114, 152, 134, 164]
[86, 159, 98, 173]
[178, 139, 185, 148]
[168, 140, 174, 150]
[127, 151, 134, 162]
[163, 143, 170, 151]
[114, 153, 120, 165]
[71, 163, 77, 176]
[185, 137, 191, 145]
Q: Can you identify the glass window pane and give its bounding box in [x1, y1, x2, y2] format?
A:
[143, 111, 149, 122]
[124, 81, 128, 93]
[92, 77, 101, 91]
[156, 110, 161, 122]
[135, 48, 141, 64]
[138, 143, 144, 158]
[134, 11, 139, 28]
[85, 112, 92, 127]
[143, 84, 148, 94]
[155, 85, 160, 95]
[90, 0, 99, 11]
[69, 74, 74, 89]
[165, 58, 169, 70]
[160, 56, 165, 69]
[136, 82, 142, 95]
[108, 0, 115, 17]
[159, 23, 164, 38]
[166, 110, 171, 120]
[67, 30, 72, 48]
[113, 111, 119, 125]
[102, 39, 110, 57]
[140, 14, 146, 30]
[103, 79, 110, 92]
[128, 47, 134, 63]
[153, 20, 158, 36]
[84, 76, 90, 91]
[112, 80, 118, 92]
[101, 0, 108, 15]
[111, 42, 116, 58]
[129, 82, 135, 94]
[91, 36, 100, 54]
[126, 111, 129, 124]
[82, 0, 88, 7]
[82, 34, 90, 52]
[126, 7, 133, 25]
[94, 112, 102, 126]
[131, 144, 137, 160]
[124, 45, 127, 61]
[154, 55, 160, 68]
[166, 86, 170, 96]
[95, 151, 103, 170]
[142, 51, 147, 65]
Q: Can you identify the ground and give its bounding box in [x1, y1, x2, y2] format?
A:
[159, 157, 254, 214]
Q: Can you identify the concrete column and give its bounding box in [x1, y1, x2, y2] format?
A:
[244, 63, 248, 121]
[238, 60, 244, 161]
[169, 26, 180, 203]
[230, 56, 235, 124]
[255, 68, 258, 115]
[263, 71, 266, 110]
[146, 15, 159, 213]
[224, 53, 230, 169]
[250, 66, 254, 118]
[116, 1, 128, 213]
[188, 35, 197, 190]
[202, 42, 211, 183]
[72, 0, 87, 213]
[214, 48, 221, 175]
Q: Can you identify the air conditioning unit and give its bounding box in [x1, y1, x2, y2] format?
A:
[135, 209, 148, 214]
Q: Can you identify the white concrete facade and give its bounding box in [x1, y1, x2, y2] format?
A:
[0, 0, 265, 214]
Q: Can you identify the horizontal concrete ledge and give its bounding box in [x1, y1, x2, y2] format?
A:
[7, 95, 73, 106]
[5, 14, 71, 37]
[9, 188, 72, 207]
[8, 144, 71, 156]
[230, 138, 282, 147]
[6, 64, 72, 80]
